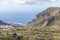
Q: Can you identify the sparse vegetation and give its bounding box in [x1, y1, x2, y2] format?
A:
[0, 7, 60, 40]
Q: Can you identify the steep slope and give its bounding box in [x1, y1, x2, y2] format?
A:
[26, 7, 60, 29]
[24, 7, 60, 40]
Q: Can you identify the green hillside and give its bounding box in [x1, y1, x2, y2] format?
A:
[25, 7, 60, 40]
[0, 7, 60, 40]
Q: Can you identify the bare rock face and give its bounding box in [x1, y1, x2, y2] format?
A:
[24, 7, 60, 40]
[26, 7, 60, 29]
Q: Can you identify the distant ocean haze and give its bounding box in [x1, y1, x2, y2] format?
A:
[0, 11, 40, 24]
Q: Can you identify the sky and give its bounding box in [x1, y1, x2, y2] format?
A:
[0, 0, 60, 24]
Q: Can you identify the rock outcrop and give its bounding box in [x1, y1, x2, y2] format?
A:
[25, 7, 60, 40]
[26, 7, 60, 29]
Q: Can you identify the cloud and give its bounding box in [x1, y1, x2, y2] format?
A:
[0, 0, 57, 5]
[38, 0, 56, 2]
[50, 0, 57, 2]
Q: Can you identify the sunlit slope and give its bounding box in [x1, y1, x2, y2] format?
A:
[24, 7, 60, 40]
[26, 7, 60, 29]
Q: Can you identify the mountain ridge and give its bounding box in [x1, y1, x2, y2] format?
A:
[24, 7, 60, 40]
[26, 7, 60, 29]
[0, 20, 25, 28]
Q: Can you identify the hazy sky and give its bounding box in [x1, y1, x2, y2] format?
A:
[0, 0, 60, 23]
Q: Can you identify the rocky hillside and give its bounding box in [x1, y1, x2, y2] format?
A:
[24, 7, 60, 40]
[26, 7, 60, 29]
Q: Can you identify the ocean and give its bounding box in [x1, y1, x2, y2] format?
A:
[0, 11, 40, 24]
